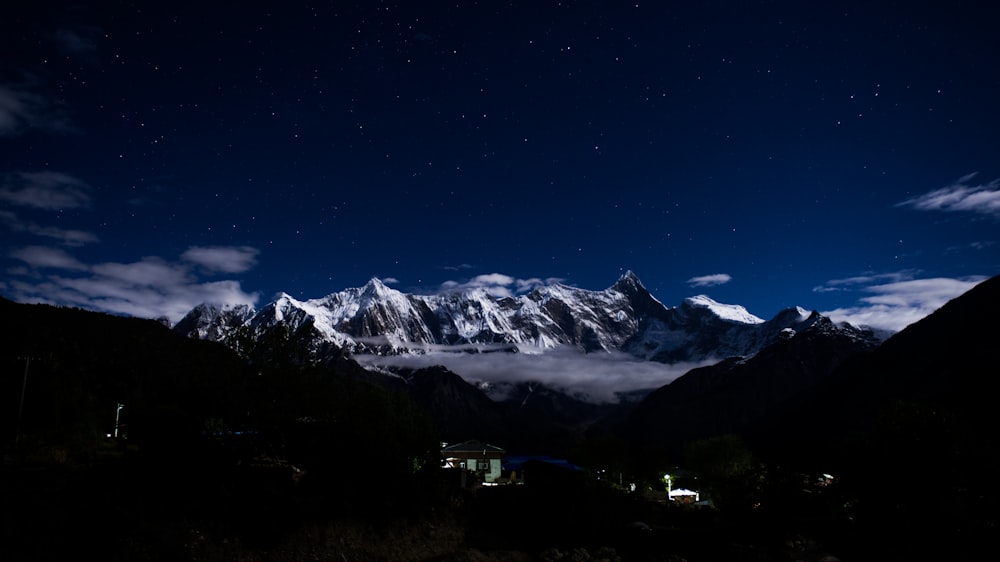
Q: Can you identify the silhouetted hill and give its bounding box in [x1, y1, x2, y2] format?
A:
[400, 365, 509, 445]
[399, 365, 618, 456]
[1, 297, 449, 560]
[3, 296, 436, 487]
[751, 273, 1000, 466]
[747, 274, 1000, 561]
[613, 315, 879, 468]
[1, 297, 252, 461]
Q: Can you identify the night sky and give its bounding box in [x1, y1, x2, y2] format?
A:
[2, 1, 998, 333]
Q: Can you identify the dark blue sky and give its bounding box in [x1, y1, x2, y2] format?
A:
[2, 1, 997, 331]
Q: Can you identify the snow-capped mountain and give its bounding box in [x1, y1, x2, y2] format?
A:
[172, 302, 255, 342]
[174, 271, 878, 367]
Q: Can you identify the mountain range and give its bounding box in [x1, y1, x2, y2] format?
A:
[168, 271, 889, 454]
[173, 271, 882, 389]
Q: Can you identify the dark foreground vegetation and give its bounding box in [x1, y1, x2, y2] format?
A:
[3, 277, 999, 561]
[0, 456, 830, 562]
[4, 434, 986, 562]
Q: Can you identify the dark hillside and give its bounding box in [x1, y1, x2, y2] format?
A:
[748, 273, 1000, 561]
[1, 297, 252, 461]
[1, 297, 444, 560]
[615, 316, 879, 471]
[752, 273, 1000, 462]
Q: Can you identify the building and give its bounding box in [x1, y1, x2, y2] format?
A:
[441, 440, 505, 485]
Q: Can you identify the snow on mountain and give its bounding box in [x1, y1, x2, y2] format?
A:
[683, 295, 764, 324]
[174, 271, 869, 369]
[171, 271, 890, 403]
[172, 301, 255, 341]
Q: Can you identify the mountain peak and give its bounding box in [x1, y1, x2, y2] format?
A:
[610, 270, 664, 315]
[360, 277, 401, 300]
[172, 300, 255, 339]
[769, 305, 814, 325]
[619, 269, 640, 282]
[611, 269, 645, 292]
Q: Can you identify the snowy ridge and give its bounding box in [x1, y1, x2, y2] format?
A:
[683, 295, 765, 324]
[174, 271, 879, 366]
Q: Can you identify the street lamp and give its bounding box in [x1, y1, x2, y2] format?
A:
[114, 403, 124, 438]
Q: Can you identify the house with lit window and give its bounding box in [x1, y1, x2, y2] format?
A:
[441, 440, 505, 485]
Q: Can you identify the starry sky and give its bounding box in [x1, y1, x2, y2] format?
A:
[2, 1, 998, 333]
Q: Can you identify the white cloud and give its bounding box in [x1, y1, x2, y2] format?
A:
[1, 168, 258, 323]
[514, 277, 553, 293]
[181, 245, 260, 274]
[438, 273, 562, 298]
[92, 257, 193, 287]
[0, 171, 92, 210]
[0, 171, 99, 246]
[687, 273, 732, 287]
[813, 270, 921, 292]
[822, 276, 987, 333]
[7, 245, 261, 323]
[0, 86, 37, 134]
[355, 346, 707, 404]
[442, 263, 476, 271]
[0, 85, 73, 136]
[0, 210, 99, 246]
[9, 245, 88, 270]
[897, 173, 1000, 218]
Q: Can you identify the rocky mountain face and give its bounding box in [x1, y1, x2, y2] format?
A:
[174, 271, 875, 369]
[171, 302, 255, 342]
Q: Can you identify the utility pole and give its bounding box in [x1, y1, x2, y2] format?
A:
[14, 356, 31, 459]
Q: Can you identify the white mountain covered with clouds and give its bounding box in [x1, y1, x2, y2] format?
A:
[173, 271, 883, 402]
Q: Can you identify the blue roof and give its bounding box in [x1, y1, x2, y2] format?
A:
[502, 455, 584, 472]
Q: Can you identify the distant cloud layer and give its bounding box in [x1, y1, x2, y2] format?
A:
[0, 85, 73, 136]
[897, 173, 1000, 218]
[356, 346, 709, 404]
[819, 273, 986, 332]
[4, 246, 261, 323]
[0, 167, 260, 322]
[0, 171, 92, 210]
[687, 273, 732, 287]
[0, 210, 99, 246]
[181, 246, 260, 274]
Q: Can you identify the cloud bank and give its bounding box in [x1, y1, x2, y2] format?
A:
[5, 245, 261, 323]
[355, 346, 707, 404]
[1, 168, 260, 323]
[0, 171, 93, 210]
[819, 273, 986, 332]
[0, 85, 73, 136]
[0, 210, 99, 246]
[897, 173, 1000, 218]
[687, 273, 732, 287]
[181, 245, 260, 274]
